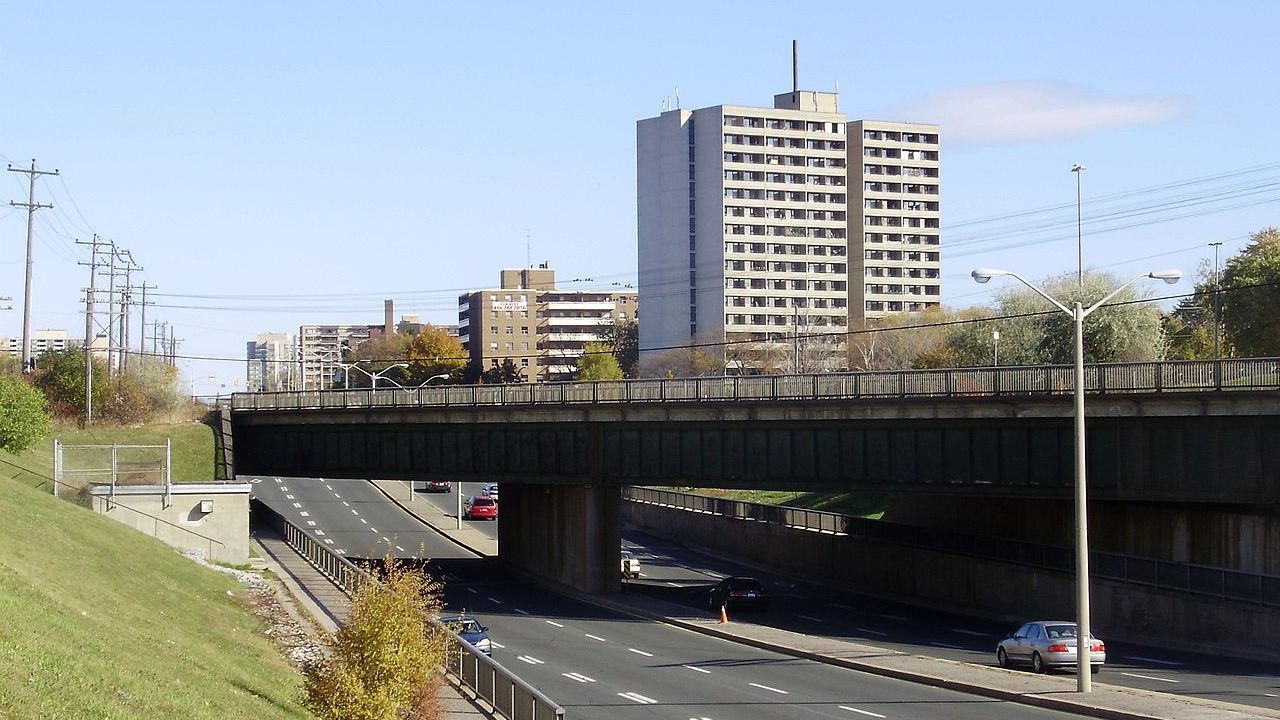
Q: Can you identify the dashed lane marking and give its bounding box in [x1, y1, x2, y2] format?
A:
[299, 511, 310, 517]
[466, 588, 478, 594]
[395, 545, 405, 552]
[342, 501, 349, 507]
[798, 614, 823, 622]
[285, 494, 295, 500]
[1121, 672, 1179, 683]
[306, 521, 316, 527]
[292, 503, 302, 508]
[562, 672, 596, 683]
[323, 539, 333, 545]
[546, 620, 564, 628]
[749, 682, 788, 695]
[516, 655, 544, 665]
[628, 648, 653, 657]
[839, 706, 887, 718]
[487, 597, 502, 604]
[929, 642, 963, 650]
[856, 627, 889, 637]
[514, 609, 529, 615]
[1125, 656, 1184, 667]
[683, 665, 711, 674]
[951, 629, 987, 637]
[489, 641, 504, 649]
[880, 614, 908, 622]
[585, 634, 607, 642]
[314, 530, 325, 536]
[333, 493, 341, 499]
[351, 509, 359, 516]
[617, 692, 657, 705]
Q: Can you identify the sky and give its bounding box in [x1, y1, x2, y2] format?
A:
[2, 2, 1278, 396]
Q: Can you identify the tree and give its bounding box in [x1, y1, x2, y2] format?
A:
[1220, 227, 1280, 357]
[577, 342, 623, 381]
[305, 558, 447, 720]
[1163, 258, 1221, 360]
[0, 376, 50, 453]
[31, 349, 109, 421]
[403, 326, 467, 384]
[482, 359, 524, 384]
[596, 318, 639, 377]
[639, 333, 724, 378]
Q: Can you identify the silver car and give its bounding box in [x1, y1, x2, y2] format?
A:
[996, 620, 1105, 674]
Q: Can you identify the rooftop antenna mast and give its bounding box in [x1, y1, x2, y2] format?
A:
[792, 39, 798, 93]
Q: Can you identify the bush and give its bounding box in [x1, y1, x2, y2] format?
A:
[0, 375, 50, 453]
[305, 559, 447, 720]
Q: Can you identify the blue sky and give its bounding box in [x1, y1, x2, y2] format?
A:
[2, 2, 1277, 395]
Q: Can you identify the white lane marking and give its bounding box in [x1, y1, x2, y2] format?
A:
[952, 628, 987, 637]
[360, 518, 368, 524]
[546, 620, 565, 628]
[314, 530, 325, 536]
[323, 539, 333, 545]
[1126, 655, 1185, 667]
[840, 706, 887, 718]
[514, 608, 529, 615]
[333, 493, 341, 499]
[667, 582, 681, 587]
[562, 672, 596, 683]
[683, 664, 711, 674]
[880, 614, 908, 622]
[516, 655, 544, 665]
[749, 682, 788, 695]
[798, 614, 823, 622]
[285, 494, 295, 500]
[1121, 672, 1179, 683]
[467, 588, 478, 594]
[929, 642, 963, 649]
[628, 648, 653, 657]
[1263, 692, 1278, 697]
[273, 478, 281, 483]
[299, 511, 310, 517]
[617, 692, 657, 704]
[351, 509, 359, 516]
[489, 641, 504, 649]
[585, 633, 607, 642]
[342, 501, 349, 507]
[487, 597, 502, 604]
[336, 549, 346, 554]
[280, 486, 288, 491]
[370, 527, 378, 533]
[395, 545, 405, 552]
[292, 502, 302, 508]
[856, 627, 889, 637]
[306, 520, 316, 527]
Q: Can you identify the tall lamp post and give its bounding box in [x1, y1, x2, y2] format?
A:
[340, 362, 410, 389]
[992, 330, 1001, 367]
[1209, 241, 1223, 359]
[971, 267, 1180, 692]
[1071, 164, 1086, 285]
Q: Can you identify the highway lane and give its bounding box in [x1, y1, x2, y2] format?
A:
[246, 475, 476, 560]
[441, 568, 1090, 720]
[415, 480, 499, 539]
[622, 530, 1280, 711]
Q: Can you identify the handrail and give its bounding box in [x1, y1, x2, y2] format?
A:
[623, 487, 1280, 608]
[231, 358, 1280, 412]
[270, 509, 564, 719]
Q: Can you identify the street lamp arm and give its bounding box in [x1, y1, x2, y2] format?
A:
[973, 268, 1072, 315]
[1081, 270, 1181, 320]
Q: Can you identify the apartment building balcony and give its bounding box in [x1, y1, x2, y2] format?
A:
[545, 301, 615, 312]
[543, 332, 599, 342]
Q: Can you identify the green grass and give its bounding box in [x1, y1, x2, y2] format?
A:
[0, 466, 313, 719]
[690, 488, 891, 519]
[1, 420, 216, 491]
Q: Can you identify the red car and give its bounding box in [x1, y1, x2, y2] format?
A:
[464, 495, 497, 520]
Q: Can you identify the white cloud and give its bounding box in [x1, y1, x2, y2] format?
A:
[886, 81, 1191, 145]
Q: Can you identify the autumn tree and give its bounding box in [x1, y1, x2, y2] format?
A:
[1220, 227, 1280, 357]
[596, 318, 639, 377]
[404, 326, 467, 384]
[576, 342, 623, 381]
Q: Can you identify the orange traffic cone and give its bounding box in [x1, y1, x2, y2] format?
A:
[718, 604, 729, 624]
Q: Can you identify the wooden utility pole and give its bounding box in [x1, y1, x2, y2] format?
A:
[7, 159, 58, 371]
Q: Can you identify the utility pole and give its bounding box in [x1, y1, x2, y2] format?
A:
[7, 159, 59, 372]
[137, 283, 155, 360]
[76, 236, 110, 425]
[99, 243, 118, 375]
[1209, 241, 1223, 359]
[118, 252, 141, 372]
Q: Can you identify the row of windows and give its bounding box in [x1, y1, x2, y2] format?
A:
[724, 170, 847, 185]
[724, 225, 848, 239]
[864, 233, 940, 245]
[865, 250, 940, 262]
[724, 116, 844, 133]
[727, 270, 845, 290]
[725, 260, 849, 274]
[724, 147, 845, 164]
[862, 147, 938, 161]
[723, 188, 847, 203]
[861, 130, 938, 144]
[863, 216, 940, 229]
[726, 207, 847, 222]
[865, 182, 939, 195]
[722, 278, 849, 292]
[863, 165, 939, 178]
[726, 314, 849, 327]
[866, 300, 940, 312]
[727, 296, 849, 309]
[724, 134, 846, 148]
[864, 199, 937, 211]
[865, 284, 942, 296]
[724, 242, 848, 256]
[865, 266, 940, 279]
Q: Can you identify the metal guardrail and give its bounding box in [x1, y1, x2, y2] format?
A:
[271, 510, 564, 719]
[231, 358, 1280, 411]
[624, 487, 1280, 608]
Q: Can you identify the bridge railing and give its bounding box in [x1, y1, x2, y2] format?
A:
[268, 509, 564, 719]
[232, 358, 1280, 411]
[624, 487, 1280, 608]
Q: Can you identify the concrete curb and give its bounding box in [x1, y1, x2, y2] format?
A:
[367, 481, 487, 560]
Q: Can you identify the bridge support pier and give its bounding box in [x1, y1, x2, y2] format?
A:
[498, 481, 621, 593]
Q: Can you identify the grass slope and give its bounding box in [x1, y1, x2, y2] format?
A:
[2, 421, 215, 490]
[0, 473, 312, 719]
[690, 488, 890, 519]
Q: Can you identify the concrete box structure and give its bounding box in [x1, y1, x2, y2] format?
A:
[88, 483, 251, 564]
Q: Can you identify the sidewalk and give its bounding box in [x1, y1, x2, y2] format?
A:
[250, 529, 494, 720]
[373, 481, 1280, 720]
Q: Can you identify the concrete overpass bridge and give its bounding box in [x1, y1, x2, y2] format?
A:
[227, 358, 1280, 596]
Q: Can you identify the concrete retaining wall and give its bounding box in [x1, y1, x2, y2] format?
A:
[89, 484, 251, 565]
[623, 499, 1280, 660]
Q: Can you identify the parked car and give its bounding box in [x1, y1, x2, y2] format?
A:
[464, 495, 498, 520]
[621, 549, 641, 579]
[996, 621, 1105, 674]
[439, 612, 492, 656]
[708, 576, 770, 611]
[425, 480, 451, 492]
[482, 483, 499, 500]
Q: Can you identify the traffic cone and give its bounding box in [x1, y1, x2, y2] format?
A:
[718, 604, 729, 624]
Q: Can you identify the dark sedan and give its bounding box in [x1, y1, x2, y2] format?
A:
[708, 576, 770, 611]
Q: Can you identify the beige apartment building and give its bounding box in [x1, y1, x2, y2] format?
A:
[637, 88, 939, 373]
[457, 265, 637, 382]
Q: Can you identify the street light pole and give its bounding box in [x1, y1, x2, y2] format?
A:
[972, 267, 1180, 692]
[1209, 241, 1223, 359]
[1071, 164, 1086, 286]
[992, 330, 1000, 367]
